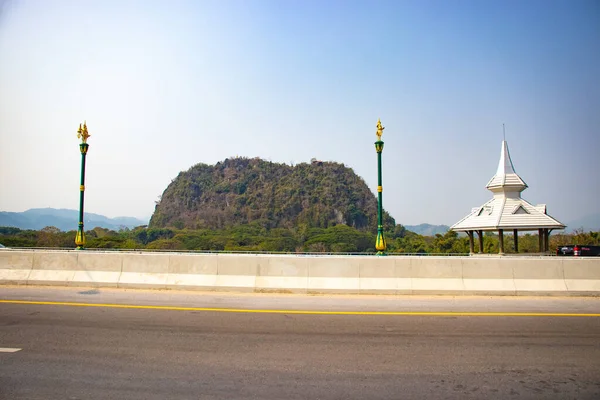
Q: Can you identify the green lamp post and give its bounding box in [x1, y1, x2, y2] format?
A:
[75, 121, 90, 250]
[374, 119, 386, 255]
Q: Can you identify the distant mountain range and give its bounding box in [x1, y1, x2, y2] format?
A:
[0, 208, 147, 232]
[404, 224, 450, 236]
[402, 214, 600, 236]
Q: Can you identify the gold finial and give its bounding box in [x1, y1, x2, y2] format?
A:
[376, 118, 385, 141]
[77, 121, 91, 143]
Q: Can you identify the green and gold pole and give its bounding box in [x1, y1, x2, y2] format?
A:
[374, 119, 386, 255]
[75, 122, 90, 250]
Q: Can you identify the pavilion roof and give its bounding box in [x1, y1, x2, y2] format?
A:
[451, 140, 565, 232]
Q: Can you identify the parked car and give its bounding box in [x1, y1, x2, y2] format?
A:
[556, 245, 574, 256]
[556, 245, 600, 256]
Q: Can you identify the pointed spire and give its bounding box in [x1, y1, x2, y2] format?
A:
[496, 140, 517, 176]
[486, 140, 527, 192]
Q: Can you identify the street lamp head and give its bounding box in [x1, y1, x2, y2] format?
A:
[376, 118, 384, 141]
[77, 121, 91, 143]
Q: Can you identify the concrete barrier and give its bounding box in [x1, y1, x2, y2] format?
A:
[308, 256, 361, 294]
[214, 254, 261, 291]
[119, 253, 170, 289]
[167, 253, 218, 290]
[359, 256, 397, 295]
[256, 255, 308, 294]
[461, 257, 515, 295]
[511, 258, 567, 295]
[393, 257, 413, 294]
[563, 259, 600, 294]
[410, 257, 464, 294]
[0, 250, 34, 284]
[73, 252, 123, 287]
[29, 252, 79, 286]
[1, 249, 599, 296]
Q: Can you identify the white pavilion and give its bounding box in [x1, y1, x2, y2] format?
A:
[451, 140, 565, 254]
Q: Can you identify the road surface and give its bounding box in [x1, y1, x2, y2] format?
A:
[1, 287, 599, 399]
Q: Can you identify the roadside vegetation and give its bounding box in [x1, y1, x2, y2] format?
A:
[1, 225, 597, 254]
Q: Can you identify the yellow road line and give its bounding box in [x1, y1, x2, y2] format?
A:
[1, 300, 599, 317]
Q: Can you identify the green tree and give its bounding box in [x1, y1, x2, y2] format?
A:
[37, 226, 63, 247]
[146, 239, 185, 250]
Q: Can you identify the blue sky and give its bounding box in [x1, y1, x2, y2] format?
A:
[0, 0, 598, 226]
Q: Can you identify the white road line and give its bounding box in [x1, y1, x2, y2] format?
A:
[0, 348, 22, 352]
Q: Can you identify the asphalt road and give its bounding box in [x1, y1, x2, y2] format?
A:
[1, 288, 599, 399]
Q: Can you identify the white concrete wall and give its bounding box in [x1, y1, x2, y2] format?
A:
[1, 250, 599, 296]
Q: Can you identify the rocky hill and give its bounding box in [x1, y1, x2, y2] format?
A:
[150, 157, 395, 231]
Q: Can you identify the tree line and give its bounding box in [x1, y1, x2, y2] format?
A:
[1, 225, 598, 254]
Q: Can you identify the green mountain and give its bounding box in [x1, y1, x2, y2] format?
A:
[0, 208, 147, 232]
[150, 157, 396, 231]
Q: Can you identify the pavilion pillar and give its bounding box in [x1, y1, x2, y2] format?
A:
[498, 229, 504, 255]
[538, 229, 543, 253]
[513, 229, 519, 253]
[477, 230, 484, 254]
[468, 231, 474, 255]
[544, 229, 549, 252]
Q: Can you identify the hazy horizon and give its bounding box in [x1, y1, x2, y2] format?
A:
[1, 0, 598, 225]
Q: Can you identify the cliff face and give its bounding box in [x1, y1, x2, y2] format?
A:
[149, 157, 395, 231]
